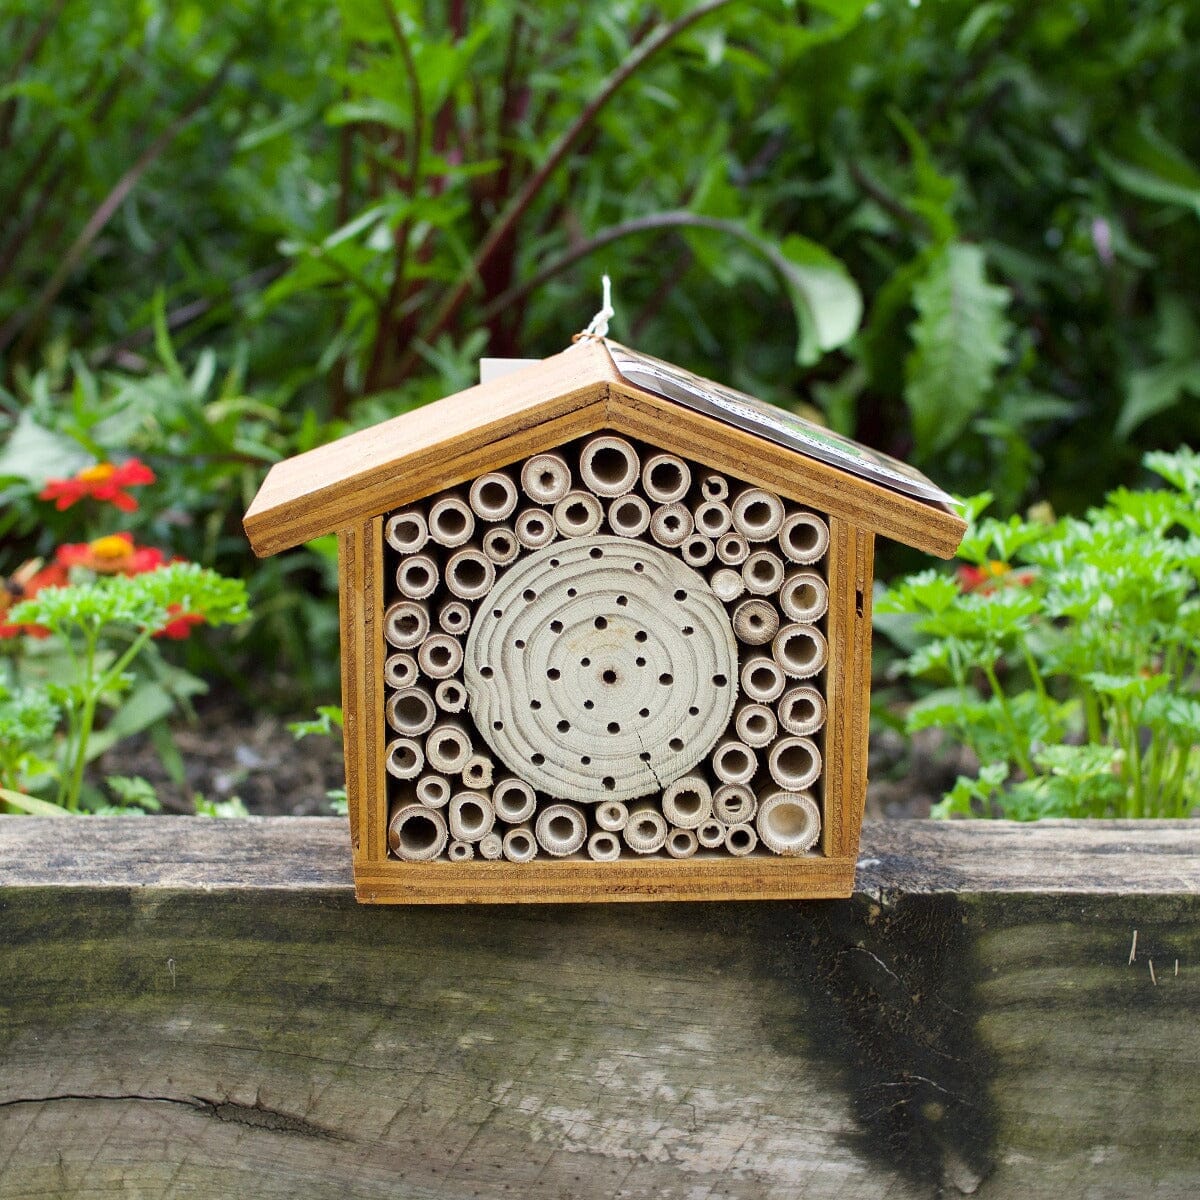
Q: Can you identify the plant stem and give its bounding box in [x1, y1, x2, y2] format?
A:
[391, 0, 736, 382]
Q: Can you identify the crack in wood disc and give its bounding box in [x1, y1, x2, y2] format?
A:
[464, 536, 738, 803]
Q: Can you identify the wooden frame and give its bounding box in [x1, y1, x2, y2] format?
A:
[248, 341, 965, 904]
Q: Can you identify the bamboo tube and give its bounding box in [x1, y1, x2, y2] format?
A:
[492, 777, 536, 824]
[447, 839, 474, 862]
[666, 827, 698, 859]
[437, 599, 472, 636]
[384, 600, 429, 650]
[427, 494, 475, 547]
[416, 774, 451, 809]
[741, 654, 786, 702]
[661, 774, 712, 829]
[478, 831, 504, 860]
[697, 819, 726, 849]
[607, 493, 651, 538]
[553, 490, 604, 538]
[724, 823, 758, 856]
[710, 568, 745, 603]
[735, 701, 777, 748]
[694, 500, 732, 538]
[681, 534, 715, 568]
[449, 790, 495, 842]
[444, 546, 495, 600]
[622, 803, 668, 854]
[780, 571, 828, 623]
[482, 525, 520, 565]
[468, 471, 518, 522]
[713, 783, 757, 826]
[742, 549, 785, 596]
[386, 685, 437, 736]
[514, 507, 555, 549]
[716, 532, 749, 565]
[385, 737, 424, 781]
[595, 800, 629, 832]
[395, 554, 439, 600]
[520, 451, 571, 504]
[772, 623, 829, 679]
[711, 739, 757, 787]
[650, 502, 693, 548]
[502, 822, 537, 862]
[699, 472, 729, 501]
[434, 678, 467, 714]
[587, 830, 622, 862]
[731, 488, 785, 542]
[425, 721, 472, 773]
[642, 453, 691, 503]
[757, 790, 821, 855]
[383, 652, 419, 690]
[388, 804, 448, 861]
[767, 736, 822, 792]
[384, 510, 428, 555]
[462, 753, 495, 790]
[731, 599, 780, 645]
[417, 633, 463, 680]
[535, 802, 587, 857]
[777, 685, 826, 736]
[579, 435, 640, 497]
[779, 511, 829, 564]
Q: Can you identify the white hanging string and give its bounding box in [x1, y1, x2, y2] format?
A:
[577, 274, 614, 341]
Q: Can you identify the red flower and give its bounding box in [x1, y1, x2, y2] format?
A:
[957, 561, 1035, 594]
[0, 559, 68, 639]
[39, 459, 156, 512]
[55, 533, 167, 576]
[154, 607, 205, 640]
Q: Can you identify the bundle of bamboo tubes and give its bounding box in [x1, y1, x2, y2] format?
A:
[383, 432, 828, 863]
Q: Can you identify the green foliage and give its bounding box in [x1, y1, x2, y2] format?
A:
[4, 563, 249, 813]
[878, 449, 1200, 819]
[289, 704, 347, 815]
[904, 243, 1011, 458]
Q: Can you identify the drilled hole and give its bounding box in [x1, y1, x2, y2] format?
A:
[480, 666, 494, 679]
[531, 753, 545, 766]
[713, 673, 728, 687]
[547, 668, 561, 681]
[550, 619, 563, 633]
[602, 776, 616, 791]
[659, 672, 673, 685]
[602, 669, 617, 684]
[594, 616, 608, 630]
[668, 737, 684, 752]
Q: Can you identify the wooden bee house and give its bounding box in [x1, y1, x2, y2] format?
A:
[244, 340, 965, 903]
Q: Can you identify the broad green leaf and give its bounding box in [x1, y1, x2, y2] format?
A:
[0, 410, 91, 488]
[0, 788, 69, 816]
[776, 235, 863, 365]
[1098, 122, 1200, 219]
[904, 243, 1011, 458]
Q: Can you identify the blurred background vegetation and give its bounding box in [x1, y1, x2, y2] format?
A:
[2, 0, 1198, 709]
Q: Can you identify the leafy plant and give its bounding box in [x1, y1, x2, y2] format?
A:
[5, 563, 248, 811]
[878, 447, 1200, 819]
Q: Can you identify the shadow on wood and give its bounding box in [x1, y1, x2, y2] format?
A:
[1, 818, 1197, 1199]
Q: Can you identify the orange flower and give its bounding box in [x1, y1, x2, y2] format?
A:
[0, 559, 68, 638]
[55, 533, 167, 576]
[39, 459, 156, 512]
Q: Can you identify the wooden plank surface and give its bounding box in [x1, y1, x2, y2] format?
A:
[2, 818, 1198, 1200]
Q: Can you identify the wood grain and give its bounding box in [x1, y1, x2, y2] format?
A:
[244, 344, 619, 556]
[338, 518, 385, 863]
[243, 343, 965, 560]
[1, 817, 1197, 1200]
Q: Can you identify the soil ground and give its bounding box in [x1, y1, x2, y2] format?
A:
[98, 693, 971, 819]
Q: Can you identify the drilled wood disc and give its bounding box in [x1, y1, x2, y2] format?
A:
[464, 536, 738, 802]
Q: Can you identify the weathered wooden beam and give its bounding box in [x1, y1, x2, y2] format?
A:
[2, 817, 1197, 1199]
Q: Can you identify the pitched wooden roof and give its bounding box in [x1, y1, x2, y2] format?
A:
[244, 340, 966, 558]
